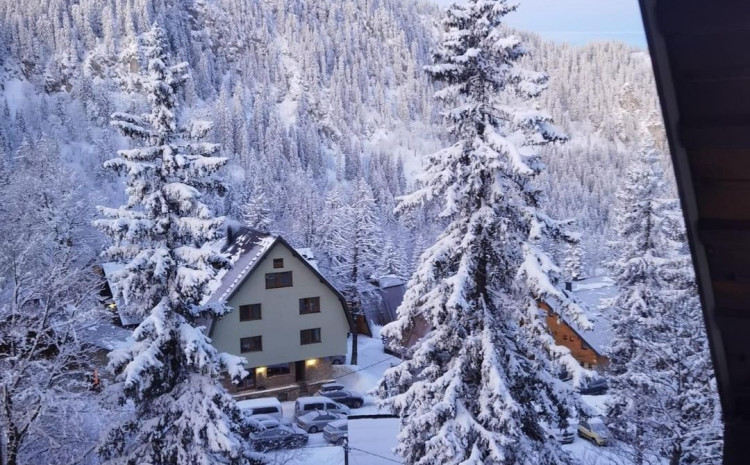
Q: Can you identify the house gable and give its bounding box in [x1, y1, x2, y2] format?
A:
[209, 240, 351, 368]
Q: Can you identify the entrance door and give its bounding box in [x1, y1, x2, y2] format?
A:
[295, 360, 305, 382]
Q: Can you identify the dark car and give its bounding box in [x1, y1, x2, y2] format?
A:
[249, 425, 309, 451]
[578, 377, 608, 395]
[318, 382, 346, 394]
[318, 389, 365, 408]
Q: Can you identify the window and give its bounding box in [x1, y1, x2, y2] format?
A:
[299, 297, 321, 315]
[237, 371, 256, 389]
[300, 328, 321, 345]
[266, 363, 291, 378]
[265, 271, 293, 289]
[273, 258, 284, 269]
[239, 304, 261, 321]
[240, 336, 262, 353]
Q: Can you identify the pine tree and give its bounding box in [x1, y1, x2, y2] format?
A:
[605, 146, 723, 465]
[563, 236, 585, 282]
[94, 26, 263, 465]
[375, 2, 590, 464]
[242, 187, 273, 234]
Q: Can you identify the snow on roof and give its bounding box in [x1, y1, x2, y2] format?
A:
[567, 276, 617, 356]
[79, 320, 133, 351]
[377, 275, 406, 289]
[295, 247, 319, 271]
[204, 227, 276, 304]
[101, 262, 142, 326]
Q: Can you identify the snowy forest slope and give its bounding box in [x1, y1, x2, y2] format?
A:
[0, 0, 665, 278]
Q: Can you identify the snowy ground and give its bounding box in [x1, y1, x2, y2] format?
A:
[267, 280, 634, 464]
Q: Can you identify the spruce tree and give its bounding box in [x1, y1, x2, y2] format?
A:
[605, 146, 723, 465]
[94, 26, 263, 465]
[375, 2, 590, 464]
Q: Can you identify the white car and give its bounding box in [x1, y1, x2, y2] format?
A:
[540, 420, 576, 444]
[296, 410, 346, 433]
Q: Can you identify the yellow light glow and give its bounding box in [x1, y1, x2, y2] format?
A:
[305, 359, 317, 367]
[255, 367, 267, 375]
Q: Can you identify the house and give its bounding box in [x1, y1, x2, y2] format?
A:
[369, 275, 407, 326]
[385, 278, 613, 370]
[539, 301, 609, 369]
[204, 227, 353, 401]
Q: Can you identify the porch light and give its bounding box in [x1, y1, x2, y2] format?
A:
[305, 359, 317, 367]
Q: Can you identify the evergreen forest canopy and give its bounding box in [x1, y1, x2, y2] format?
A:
[0, 0, 663, 279]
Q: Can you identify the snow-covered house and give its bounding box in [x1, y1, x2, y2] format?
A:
[205, 227, 353, 401]
[368, 275, 407, 326]
[540, 301, 609, 369]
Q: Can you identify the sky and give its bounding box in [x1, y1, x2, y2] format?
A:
[430, 0, 647, 48]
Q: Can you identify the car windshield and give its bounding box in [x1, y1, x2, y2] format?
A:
[589, 421, 608, 435]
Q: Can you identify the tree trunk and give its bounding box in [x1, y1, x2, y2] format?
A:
[669, 444, 682, 465]
[351, 327, 358, 366]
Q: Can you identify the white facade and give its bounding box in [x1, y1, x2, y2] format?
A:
[210, 241, 350, 368]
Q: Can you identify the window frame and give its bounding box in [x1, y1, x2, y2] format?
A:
[240, 335, 263, 353]
[299, 296, 321, 315]
[239, 303, 262, 321]
[300, 327, 322, 345]
[265, 271, 293, 289]
[273, 258, 284, 269]
[266, 363, 291, 378]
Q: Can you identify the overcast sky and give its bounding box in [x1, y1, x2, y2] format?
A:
[430, 0, 647, 48]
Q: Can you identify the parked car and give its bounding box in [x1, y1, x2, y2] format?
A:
[318, 382, 346, 394]
[237, 397, 283, 419]
[323, 419, 348, 445]
[250, 414, 281, 430]
[317, 389, 365, 408]
[296, 410, 346, 433]
[540, 420, 576, 444]
[578, 377, 609, 395]
[294, 396, 351, 418]
[250, 425, 308, 451]
[578, 418, 610, 446]
[327, 355, 346, 365]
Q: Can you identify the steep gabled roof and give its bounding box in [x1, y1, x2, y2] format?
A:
[204, 226, 353, 335]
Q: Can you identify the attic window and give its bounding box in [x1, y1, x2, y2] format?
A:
[299, 297, 321, 315]
[266, 271, 293, 289]
[273, 258, 284, 269]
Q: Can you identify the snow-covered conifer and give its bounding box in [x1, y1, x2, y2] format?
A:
[242, 188, 273, 234]
[94, 26, 263, 465]
[563, 237, 586, 282]
[605, 145, 723, 465]
[375, 2, 590, 464]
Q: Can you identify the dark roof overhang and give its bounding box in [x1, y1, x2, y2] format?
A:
[639, 2, 750, 462]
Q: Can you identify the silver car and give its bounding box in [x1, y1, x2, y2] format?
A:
[323, 419, 348, 445]
[295, 410, 345, 433]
